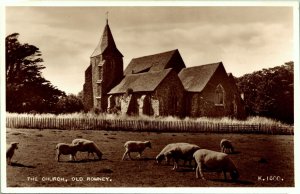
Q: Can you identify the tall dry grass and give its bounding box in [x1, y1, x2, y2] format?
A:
[6, 112, 292, 128]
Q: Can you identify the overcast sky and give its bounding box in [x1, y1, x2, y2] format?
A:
[6, 6, 294, 94]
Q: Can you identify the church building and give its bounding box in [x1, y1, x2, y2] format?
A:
[83, 20, 246, 119]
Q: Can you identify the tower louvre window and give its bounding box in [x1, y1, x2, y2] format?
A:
[98, 66, 103, 81]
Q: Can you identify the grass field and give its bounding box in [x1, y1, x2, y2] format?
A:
[6, 128, 294, 187]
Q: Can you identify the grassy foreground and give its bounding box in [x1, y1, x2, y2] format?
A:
[6, 128, 294, 187]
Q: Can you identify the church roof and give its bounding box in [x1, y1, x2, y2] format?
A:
[124, 49, 180, 75]
[91, 22, 123, 57]
[108, 69, 173, 94]
[179, 62, 222, 92]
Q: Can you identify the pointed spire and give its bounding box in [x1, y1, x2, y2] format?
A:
[91, 14, 123, 58]
[106, 11, 109, 25]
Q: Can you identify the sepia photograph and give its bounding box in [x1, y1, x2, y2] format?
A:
[1, 1, 298, 193]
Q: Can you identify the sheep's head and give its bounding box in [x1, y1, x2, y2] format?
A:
[156, 155, 164, 164]
[96, 150, 103, 160]
[230, 170, 239, 181]
[11, 142, 19, 149]
[146, 141, 151, 148]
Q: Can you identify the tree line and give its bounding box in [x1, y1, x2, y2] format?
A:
[5, 33, 294, 123]
[236, 62, 294, 124]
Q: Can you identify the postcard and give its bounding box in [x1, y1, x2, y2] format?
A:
[1, 1, 299, 194]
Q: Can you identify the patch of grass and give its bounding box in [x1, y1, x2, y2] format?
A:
[11, 132, 22, 136]
[6, 128, 294, 187]
[97, 168, 113, 173]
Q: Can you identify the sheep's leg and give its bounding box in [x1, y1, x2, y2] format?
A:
[128, 152, 133, 160]
[195, 165, 199, 178]
[57, 154, 61, 162]
[91, 152, 96, 159]
[122, 151, 128, 160]
[137, 152, 142, 159]
[223, 171, 227, 180]
[7, 157, 11, 165]
[172, 159, 178, 170]
[199, 163, 206, 180]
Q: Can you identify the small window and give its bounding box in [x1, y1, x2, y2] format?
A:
[98, 66, 103, 81]
[215, 84, 225, 106]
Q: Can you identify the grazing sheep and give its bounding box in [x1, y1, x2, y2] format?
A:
[6, 142, 19, 165]
[220, 139, 234, 153]
[157, 143, 200, 170]
[55, 142, 83, 162]
[193, 149, 239, 181]
[122, 141, 151, 160]
[72, 138, 103, 160]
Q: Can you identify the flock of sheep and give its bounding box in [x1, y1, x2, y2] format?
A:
[7, 137, 239, 181]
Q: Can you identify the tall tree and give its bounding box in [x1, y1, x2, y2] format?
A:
[6, 33, 65, 113]
[236, 62, 294, 124]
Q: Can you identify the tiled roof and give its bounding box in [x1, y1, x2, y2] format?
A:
[179, 62, 222, 92]
[91, 23, 122, 57]
[108, 69, 173, 94]
[124, 49, 179, 75]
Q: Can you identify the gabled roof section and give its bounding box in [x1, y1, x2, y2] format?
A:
[179, 62, 222, 92]
[124, 49, 181, 75]
[108, 69, 173, 94]
[91, 23, 123, 57]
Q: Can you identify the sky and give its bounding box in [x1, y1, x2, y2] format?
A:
[5, 5, 294, 95]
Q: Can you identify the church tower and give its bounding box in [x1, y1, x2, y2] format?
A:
[89, 18, 123, 112]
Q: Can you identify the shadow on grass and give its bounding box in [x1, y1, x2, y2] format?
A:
[123, 157, 156, 161]
[10, 162, 36, 168]
[229, 151, 241, 155]
[176, 168, 195, 172]
[65, 158, 107, 163]
[210, 178, 254, 185]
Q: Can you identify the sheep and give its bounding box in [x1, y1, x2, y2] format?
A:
[156, 143, 200, 170]
[72, 138, 103, 160]
[6, 142, 19, 165]
[55, 142, 83, 162]
[122, 141, 151, 160]
[193, 149, 239, 181]
[220, 139, 234, 153]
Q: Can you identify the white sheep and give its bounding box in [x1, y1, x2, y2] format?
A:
[55, 142, 83, 162]
[122, 141, 151, 160]
[72, 138, 103, 160]
[220, 139, 234, 153]
[156, 143, 200, 170]
[193, 149, 239, 181]
[6, 142, 19, 165]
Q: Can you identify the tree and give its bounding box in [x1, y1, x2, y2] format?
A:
[56, 94, 84, 113]
[6, 33, 65, 113]
[236, 62, 294, 124]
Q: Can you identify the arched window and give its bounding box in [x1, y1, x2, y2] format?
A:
[215, 84, 225, 106]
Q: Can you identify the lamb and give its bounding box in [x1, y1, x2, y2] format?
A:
[156, 143, 200, 170]
[122, 141, 151, 160]
[55, 142, 83, 162]
[72, 138, 103, 160]
[193, 149, 239, 181]
[6, 142, 19, 165]
[220, 139, 234, 153]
